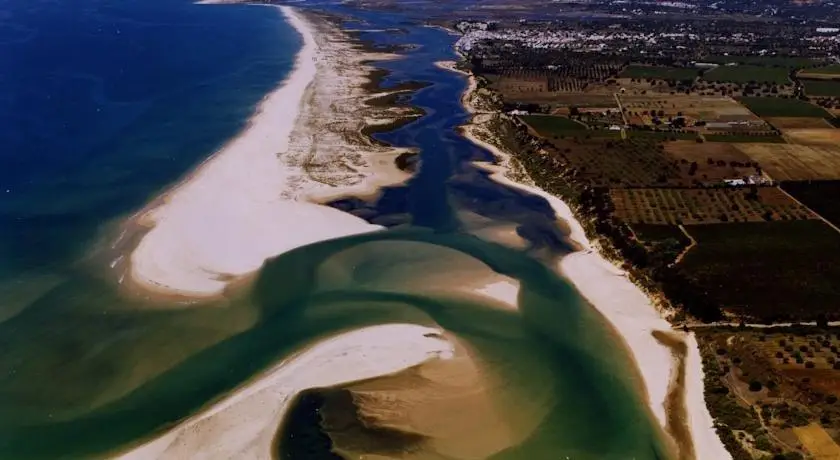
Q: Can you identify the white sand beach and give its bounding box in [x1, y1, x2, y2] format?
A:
[127, 6, 413, 298]
[448, 65, 731, 458]
[114, 324, 454, 460]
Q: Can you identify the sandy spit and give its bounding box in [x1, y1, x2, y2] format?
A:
[126, 6, 414, 299]
[113, 324, 454, 459]
[444, 63, 731, 459]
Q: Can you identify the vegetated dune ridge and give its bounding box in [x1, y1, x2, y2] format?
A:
[449, 64, 732, 460]
[126, 4, 415, 299]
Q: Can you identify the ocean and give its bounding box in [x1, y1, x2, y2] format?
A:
[0, 0, 300, 284]
[0, 0, 674, 458]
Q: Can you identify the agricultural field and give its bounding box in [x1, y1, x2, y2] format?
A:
[701, 55, 821, 69]
[802, 79, 840, 97]
[734, 143, 840, 181]
[610, 187, 815, 225]
[625, 130, 698, 141]
[698, 328, 840, 460]
[619, 65, 699, 81]
[765, 117, 833, 130]
[543, 137, 680, 187]
[798, 64, 840, 79]
[782, 181, 840, 228]
[544, 93, 618, 108]
[737, 97, 831, 118]
[782, 128, 840, 146]
[680, 220, 840, 321]
[703, 133, 787, 143]
[703, 65, 791, 85]
[519, 114, 588, 135]
[794, 424, 840, 459]
[664, 141, 762, 184]
[620, 95, 757, 122]
[504, 92, 619, 110]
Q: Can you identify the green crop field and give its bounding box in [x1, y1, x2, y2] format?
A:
[703, 65, 790, 85]
[681, 220, 840, 321]
[802, 79, 840, 97]
[519, 115, 588, 136]
[801, 64, 840, 75]
[620, 65, 699, 81]
[701, 55, 821, 69]
[737, 97, 831, 118]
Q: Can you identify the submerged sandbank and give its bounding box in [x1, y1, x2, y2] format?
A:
[447, 64, 731, 458]
[114, 324, 454, 459]
[127, 6, 415, 298]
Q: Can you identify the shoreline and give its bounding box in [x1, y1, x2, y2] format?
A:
[446, 64, 731, 459]
[124, 6, 417, 299]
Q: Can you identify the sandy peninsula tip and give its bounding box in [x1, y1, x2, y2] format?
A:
[125, 6, 415, 299]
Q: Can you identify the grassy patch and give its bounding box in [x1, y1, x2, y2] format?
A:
[802, 79, 840, 97]
[620, 65, 699, 81]
[703, 65, 790, 85]
[737, 97, 831, 118]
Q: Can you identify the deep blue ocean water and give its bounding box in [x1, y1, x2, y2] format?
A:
[0, 0, 300, 279]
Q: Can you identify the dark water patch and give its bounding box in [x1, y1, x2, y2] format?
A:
[293, 387, 427, 458]
[395, 151, 419, 172]
[276, 390, 342, 460]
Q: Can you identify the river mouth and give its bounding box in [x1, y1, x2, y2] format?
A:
[0, 3, 676, 459]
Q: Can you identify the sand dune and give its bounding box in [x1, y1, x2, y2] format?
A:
[114, 324, 454, 460]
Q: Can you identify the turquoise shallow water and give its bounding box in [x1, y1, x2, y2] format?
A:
[0, 1, 673, 458]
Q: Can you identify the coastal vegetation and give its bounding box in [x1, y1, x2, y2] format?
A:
[699, 327, 840, 459]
